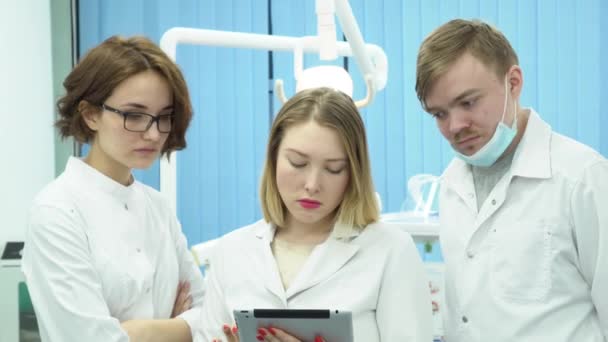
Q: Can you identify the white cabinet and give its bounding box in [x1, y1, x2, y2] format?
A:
[0, 262, 25, 342]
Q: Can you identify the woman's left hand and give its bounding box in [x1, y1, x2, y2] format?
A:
[218, 324, 239, 342]
[256, 327, 326, 342]
[218, 324, 326, 342]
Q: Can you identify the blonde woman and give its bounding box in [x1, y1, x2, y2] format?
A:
[201, 88, 432, 342]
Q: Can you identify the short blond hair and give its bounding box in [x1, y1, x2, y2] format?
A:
[260, 88, 379, 229]
[416, 19, 519, 108]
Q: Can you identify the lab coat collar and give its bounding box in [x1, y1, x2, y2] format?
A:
[64, 156, 136, 202]
[252, 220, 361, 300]
[252, 220, 363, 241]
[253, 220, 277, 242]
[509, 109, 552, 179]
[251, 222, 284, 301]
[441, 158, 475, 206]
[442, 108, 552, 197]
[285, 237, 359, 299]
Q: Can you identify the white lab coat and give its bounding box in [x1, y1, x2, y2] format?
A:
[439, 109, 608, 341]
[197, 220, 433, 342]
[22, 157, 205, 341]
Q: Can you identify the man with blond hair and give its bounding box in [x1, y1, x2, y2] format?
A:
[415, 19, 607, 341]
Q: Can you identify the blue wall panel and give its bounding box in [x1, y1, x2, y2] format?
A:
[383, 0, 406, 212]
[361, 0, 389, 209]
[576, 0, 601, 150]
[537, 0, 559, 130]
[602, 0, 608, 157]
[419, 0, 444, 178]
[558, 0, 578, 138]
[173, 0, 270, 243]
[79, 0, 607, 246]
[174, 0, 206, 245]
[401, 0, 425, 210]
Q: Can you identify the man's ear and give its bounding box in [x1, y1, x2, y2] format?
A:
[78, 100, 101, 131]
[507, 65, 523, 101]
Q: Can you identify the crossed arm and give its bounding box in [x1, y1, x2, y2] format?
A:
[22, 204, 204, 342]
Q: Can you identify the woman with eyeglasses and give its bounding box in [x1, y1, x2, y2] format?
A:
[21, 36, 205, 342]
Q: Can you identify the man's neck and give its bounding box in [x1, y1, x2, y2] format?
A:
[501, 107, 530, 159]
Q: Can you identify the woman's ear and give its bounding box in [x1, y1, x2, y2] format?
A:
[78, 100, 101, 131]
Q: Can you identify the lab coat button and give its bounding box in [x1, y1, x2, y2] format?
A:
[145, 287, 151, 294]
[466, 250, 474, 259]
[462, 316, 468, 323]
[491, 199, 496, 205]
[136, 248, 141, 253]
[124, 203, 129, 210]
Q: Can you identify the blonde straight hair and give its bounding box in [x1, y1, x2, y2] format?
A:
[260, 87, 379, 229]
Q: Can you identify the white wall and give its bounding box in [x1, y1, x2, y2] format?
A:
[0, 0, 55, 248]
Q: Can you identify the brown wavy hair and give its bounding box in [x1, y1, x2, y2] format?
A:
[56, 35, 192, 156]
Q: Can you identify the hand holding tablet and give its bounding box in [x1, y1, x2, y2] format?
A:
[232, 309, 353, 342]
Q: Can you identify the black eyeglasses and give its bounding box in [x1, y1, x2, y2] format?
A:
[101, 104, 174, 133]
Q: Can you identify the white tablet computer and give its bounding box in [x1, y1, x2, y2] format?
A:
[233, 309, 353, 342]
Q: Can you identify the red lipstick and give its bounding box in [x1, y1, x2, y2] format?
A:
[298, 199, 321, 209]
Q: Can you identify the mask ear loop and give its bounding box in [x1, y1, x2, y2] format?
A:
[499, 76, 509, 123]
[506, 75, 519, 129]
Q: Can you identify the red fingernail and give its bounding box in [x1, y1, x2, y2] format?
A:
[257, 328, 267, 336]
[268, 327, 276, 335]
[223, 324, 230, 331]
[256, 335, 264, 341]
[232, 326, 238, 334]
[315, 336, 323, 342]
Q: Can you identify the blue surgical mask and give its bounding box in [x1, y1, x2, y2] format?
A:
[455, 77, 517, 167]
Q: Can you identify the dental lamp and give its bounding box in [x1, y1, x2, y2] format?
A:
[159, 0, 388, 211]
